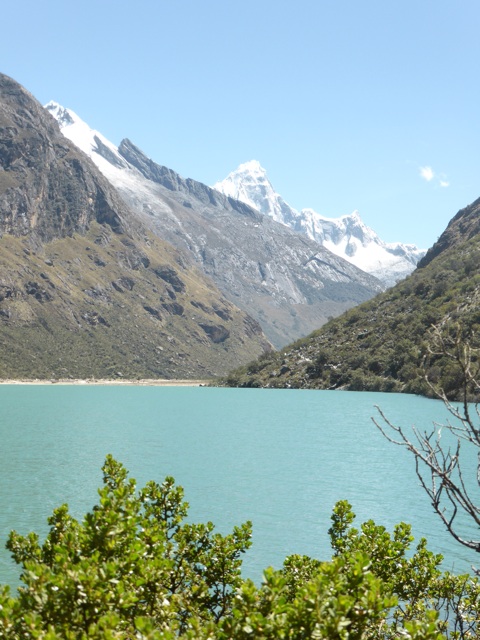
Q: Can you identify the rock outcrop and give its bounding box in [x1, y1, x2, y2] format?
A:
[0, 74, 272, 379]
[0, 75, 125, 240]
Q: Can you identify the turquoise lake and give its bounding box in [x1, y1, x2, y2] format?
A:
[0, 386, 478, 587]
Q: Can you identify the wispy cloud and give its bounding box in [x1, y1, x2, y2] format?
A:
[419, 166, 450, 188]
[419, 166, 435, 182]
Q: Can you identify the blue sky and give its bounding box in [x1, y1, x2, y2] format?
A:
[2, 0, 479, 248]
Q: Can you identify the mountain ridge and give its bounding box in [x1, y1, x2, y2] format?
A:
[213, 161, 426, 287]
[0, 74, 272, 379]
[47, 102, 383, 348]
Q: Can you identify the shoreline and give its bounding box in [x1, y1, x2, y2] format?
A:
[0, 379, 209, 386]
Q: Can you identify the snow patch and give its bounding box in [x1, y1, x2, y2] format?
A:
[45, 101, 125, 166]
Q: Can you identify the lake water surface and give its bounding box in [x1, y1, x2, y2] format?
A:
[0, 386, 478, 587]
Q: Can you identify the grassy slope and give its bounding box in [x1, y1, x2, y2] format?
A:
[0, 224, 270, 380]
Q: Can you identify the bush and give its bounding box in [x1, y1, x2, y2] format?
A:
[1, 456, 252, 638]
[1, 459, 478, 638]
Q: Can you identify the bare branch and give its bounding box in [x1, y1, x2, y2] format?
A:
[374, 324, 480, 553]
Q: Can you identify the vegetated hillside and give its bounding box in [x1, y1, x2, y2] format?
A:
[223, 197, 480, 398]
[45, 102, 384, 349]
[0, 73, 271, 379]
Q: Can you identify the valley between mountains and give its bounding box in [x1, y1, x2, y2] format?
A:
[1, 71, 477, 391]
[45, 102, 387, 349]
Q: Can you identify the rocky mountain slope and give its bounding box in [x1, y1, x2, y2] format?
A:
[0, 73, 271, 379]
[46, 103, 383, 349]
[213, 161, 425, 287]
[223, 196, 480, 398]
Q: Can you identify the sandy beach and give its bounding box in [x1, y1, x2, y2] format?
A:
[0, 379, 209, 386]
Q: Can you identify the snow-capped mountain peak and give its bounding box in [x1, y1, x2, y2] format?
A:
[47, 99, 424, 290]
[45, 101, 75, 127]
[46, 102, 383, 348]
[214, 162, 426, 287]
[213, 160, 298, 226]
[236, 159, 264, 174]
[45, 101, 127, 169]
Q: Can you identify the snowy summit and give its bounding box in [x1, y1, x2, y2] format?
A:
[46, 98, 424, 290]
[213, 160, 297, 227]
[213, 162, 426, 287]
[45, 101, 127, 168]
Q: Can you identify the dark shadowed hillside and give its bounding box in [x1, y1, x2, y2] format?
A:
[0, 73, 271, 379]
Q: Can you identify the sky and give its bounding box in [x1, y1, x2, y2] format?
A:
[2, 0, 480, 249]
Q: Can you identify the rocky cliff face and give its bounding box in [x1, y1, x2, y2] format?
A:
[118, 139, 257, 219]
[46, 103, 384, 349]
[0, 74, 271, 379]
[0, 75, 124, 240]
